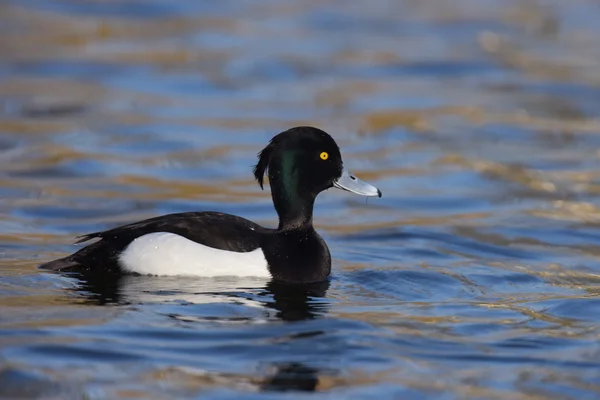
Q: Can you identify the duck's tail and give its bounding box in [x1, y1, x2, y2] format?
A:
[39, 232, 103, 271]
[39, 256, 81, 271]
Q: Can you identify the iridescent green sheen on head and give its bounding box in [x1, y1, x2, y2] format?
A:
[280, 151, 298, 198]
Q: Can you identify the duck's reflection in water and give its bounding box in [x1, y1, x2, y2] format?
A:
[261, 362, 321, 392]
[58, 272, 332, 393]
[260, 280, 330, 321]
[64, 270, 331, 322]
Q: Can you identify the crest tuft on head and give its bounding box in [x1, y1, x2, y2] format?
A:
[253, 139, 275, 190]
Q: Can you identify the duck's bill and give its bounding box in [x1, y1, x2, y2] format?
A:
[333, 169, 382, 198]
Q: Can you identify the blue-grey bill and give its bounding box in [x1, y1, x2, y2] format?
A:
[333, 169, 382, 197]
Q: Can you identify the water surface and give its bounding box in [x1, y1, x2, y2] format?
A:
[2, 0, 600, 398]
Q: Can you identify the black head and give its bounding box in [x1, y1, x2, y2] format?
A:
[254, 126, 343, 196]
[253, 126, 381, 229]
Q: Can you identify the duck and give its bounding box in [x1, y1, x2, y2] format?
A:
[39, 126, 382, 283]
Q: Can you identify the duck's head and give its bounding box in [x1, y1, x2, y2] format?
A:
[253, 126, 381, 228]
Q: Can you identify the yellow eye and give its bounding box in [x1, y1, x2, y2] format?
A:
[320, 152, 329, 160]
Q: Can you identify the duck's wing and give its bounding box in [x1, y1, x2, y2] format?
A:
[40, 212, 267, 272]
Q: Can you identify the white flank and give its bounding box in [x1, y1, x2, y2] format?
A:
[118, 232, 271, 278]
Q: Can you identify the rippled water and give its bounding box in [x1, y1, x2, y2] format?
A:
[2, 0, 600, 398]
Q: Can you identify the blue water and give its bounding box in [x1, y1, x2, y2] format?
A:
[1, 0, 600, 398]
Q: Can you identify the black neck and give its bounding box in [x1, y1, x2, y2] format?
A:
[268, 159, 316, 230]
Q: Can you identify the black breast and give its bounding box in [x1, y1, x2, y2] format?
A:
[261, 227, 331, 283]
